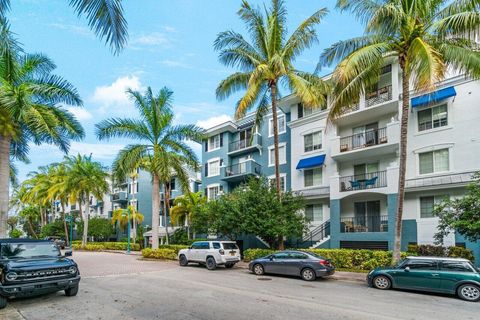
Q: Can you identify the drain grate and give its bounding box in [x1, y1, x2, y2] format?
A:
[257, 277, 272, 281]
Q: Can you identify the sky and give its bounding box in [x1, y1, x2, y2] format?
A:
[10, 0, 363, 181]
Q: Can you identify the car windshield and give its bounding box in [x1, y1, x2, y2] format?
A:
[222, 243, 239, 250]
[0, 242, 61, 259]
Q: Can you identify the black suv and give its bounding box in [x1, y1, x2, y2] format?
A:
[0, 239, 81, 309]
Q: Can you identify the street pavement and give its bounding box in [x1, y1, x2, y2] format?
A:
[3, 251, 479, 320]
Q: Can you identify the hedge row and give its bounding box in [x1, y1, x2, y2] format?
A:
[72, 244, 106, 251]
[71, 242, 141, 251]
[407, 244, 474, 262]
[141, 248, 178, 260]
[243, 248, 409, 271]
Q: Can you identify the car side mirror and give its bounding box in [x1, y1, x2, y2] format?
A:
[64, 250, 72, 257]
[269, 256, 274, 261]
[404, 266, 410, 272]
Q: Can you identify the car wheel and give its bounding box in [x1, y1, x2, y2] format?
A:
[206, 257, 217, 270]
[0, 295, 7, 309]
[225, 263, 235, 269]
[179, 255, 188, 267]
[253, 264, 264, 275]
[372, 275, 391, 290]
[65, 284, 79, 297]
[301, 268, 316, 281]
[457, 284, 480, 302]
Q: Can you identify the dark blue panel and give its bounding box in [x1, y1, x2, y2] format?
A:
[296, 154, 326, 170]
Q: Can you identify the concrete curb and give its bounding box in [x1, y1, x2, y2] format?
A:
[0, 306, 25, 320]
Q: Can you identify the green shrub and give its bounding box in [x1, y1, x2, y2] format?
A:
[72, 244, 106, 251]
[141, 248, 177, 260]
[407, 244, 474, 262]
[447, 246, 475, 262]
[156, 245, 189, 254]
[71, 241, 140, 251]
[243, 249, 276, 262]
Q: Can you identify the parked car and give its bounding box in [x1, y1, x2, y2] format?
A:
[367, 256, 480, 302]
[0, 239, 81, 309]
[248, 250, 335, 281]
[178, 241, 241, 270]
[45, 236, 66, 249]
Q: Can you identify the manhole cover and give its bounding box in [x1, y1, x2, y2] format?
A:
[257, 277, 272, 281]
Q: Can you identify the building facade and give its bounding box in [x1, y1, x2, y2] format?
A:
[201, 61, 480, 263]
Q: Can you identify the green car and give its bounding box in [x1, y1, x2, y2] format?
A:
[367, 256, 480, 302]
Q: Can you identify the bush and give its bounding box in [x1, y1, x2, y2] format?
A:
[243, 249, 276, 262]
[72, 244, 106, 251]
[71, 242, 140, 251]
[142, 248, 177, 260]
[156, 245, 189, 254]
[408, 244, 474, 262]
[9, 228, 22, 238]
[447, 246, 475, 262]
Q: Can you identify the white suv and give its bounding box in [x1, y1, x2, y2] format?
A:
[178, 241, 241, 270]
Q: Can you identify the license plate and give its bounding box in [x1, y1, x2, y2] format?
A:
[230, 252, 235, 256]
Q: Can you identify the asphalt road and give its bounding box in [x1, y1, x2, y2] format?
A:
[4, 252, 479, 320]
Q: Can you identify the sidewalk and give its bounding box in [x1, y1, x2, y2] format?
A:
[236, 261, 367, 283]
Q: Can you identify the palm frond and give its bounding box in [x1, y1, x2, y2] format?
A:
[407, 37, 445, 91]
[111, 144, 148, 182]
[28, 74, 83, 106]
[216, 72, 252, 101]
[96, 118, 152, 142]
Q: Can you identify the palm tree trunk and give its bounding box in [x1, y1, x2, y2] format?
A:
[82, 193, 89, 246]
[393, 66, 410, 263]
[0, 135, 11, 238]
[39, 206, 44, 227]
[164, 183, 170, 245]
[28, 218, 38, 239]
[270, 81, 285, 251]
[151, 173, 160, 249]
[62, 203, 69, 246]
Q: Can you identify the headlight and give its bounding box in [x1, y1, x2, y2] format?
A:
[6, 272, 17, 281]
[68, 266, 77, 275]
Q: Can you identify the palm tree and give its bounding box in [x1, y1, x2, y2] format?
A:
[111, 205, 144, 243]
[18, 205, 41, 238]
[0, 21, 84, 238]
[319, 0, 480, 262]
[96, 87, 203, 249]
[170, 191, 206, 239]
[64, 154, 109, 246]
[214, 0, 330, 197]
[0, 0, 127, 54]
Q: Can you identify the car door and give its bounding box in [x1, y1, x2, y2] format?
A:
[197, 242, 210, 262]
[188, 242, 200, 261]
[438, 260, 478, 293]
[391, 259, 442, 291]
[265, 252, 290, 274]
[284, 252, 308, 276]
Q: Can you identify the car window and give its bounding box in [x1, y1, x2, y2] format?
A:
[199, 242, 210, 249]
[222, 243, 239, 250]
[273, 253, 290, 260]
[440, 261, 475, 272]
[290, 253, 308, 259]
[212, 242, 221, 249]
[190, 242, 201, 249]
[403, 259, 438, 270]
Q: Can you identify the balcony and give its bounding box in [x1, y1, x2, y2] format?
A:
[366, 85, 392, 108]
[221, 160, 261, 182]
[340, 127, 388, 153]
[111, 191, 127, 202]
[339, 170, 387, 192]
[228, 134, 262, 156]
[340, 215, 389, 233]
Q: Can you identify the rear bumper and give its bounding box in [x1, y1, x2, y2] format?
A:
[0, 275, 81, 298]
[316, 268, 335, 277]
[218, 256, 241, 264]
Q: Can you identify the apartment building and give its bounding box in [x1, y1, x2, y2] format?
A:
[201, 60, 480, 263]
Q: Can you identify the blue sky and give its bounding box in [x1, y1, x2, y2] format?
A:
[10, 0, 362, 181]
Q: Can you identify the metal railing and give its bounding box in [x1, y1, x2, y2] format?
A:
[228, 134, 261, 153]
[339, 170, 387, 192]
[112, 191, 127, 201]
[224, 161, 261, 177]
[340, 215, 389, 233]
[366, 85, 392, 107]
[339, 127, 387, 152]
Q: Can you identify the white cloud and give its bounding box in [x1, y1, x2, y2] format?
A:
[49, 22, 92, 37]
[196, 114, 232, 129]
[68, 142, 124, 160]
[160, 59, 190, 68]
[131, 32, 169, 46]
[67, 106, 92, 121]
[92, 75, 144, 113]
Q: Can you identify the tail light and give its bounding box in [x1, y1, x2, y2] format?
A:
[219, 249, 225, 255]
[319, 260, 329, 266]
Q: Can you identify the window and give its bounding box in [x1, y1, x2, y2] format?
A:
[418, 104, 448, 131]
[420, 195, 449, 218]
[268, 145, 286, 166]
[440, 261, 475, 272]
[207, 185, 220, 200]
[268, 175, 286, 192]
[305, 204, 323, 222]
[269, 114, 286, 136]
[304, 168, 322, 187]
[304, 131, 322, 152]
[290, 252, 308, 259]
[272, 252, 289, 260]
[207, 134, 221, 151]
[207, 159, 221, 177]
[170, 178, 176, 191]
[402, 259, 438, 270]
[419, 149, 449, 174]
[212, 242, 221, 249]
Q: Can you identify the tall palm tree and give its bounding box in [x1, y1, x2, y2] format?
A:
[319, 0, 480, 262]
[96, 87, 203, 249]
[170, 191, 206, 239]
[0, 21, 84, 237]
[111, 205, 144, 243]
[64, 154, 109, 246]
[0, 0, 127, 54]
[214, 0, 330, 197]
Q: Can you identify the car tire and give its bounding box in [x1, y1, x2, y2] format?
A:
[457, 284, 480, 302]
[179, 255, 188, 267]
[253, 264, 264, 275]
[65, 284, 79, 297]
[0, 295, 7, 309]
[372, 275, 392, 290]
[206, 257, 217, 270]
[225, 263, 235, 269]
[301, 268, 316, 281]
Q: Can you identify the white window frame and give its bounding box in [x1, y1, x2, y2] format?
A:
[418, 195, 449, 219]
[268, 143, 287, 167]
[207, 184, 221, 201]
[303, 131, 323, 153]
[417, 103, 448, 132]
[268, 114, 286, 137]
[304, 204, 323, 223]
[304, 167, 323, 188]
[418, 148, 450, 175]
[207, 157, 221, 177]
[208, 134, 221, 152]
[268, 173, 287, 192]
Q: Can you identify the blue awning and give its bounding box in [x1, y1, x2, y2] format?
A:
[411, 86, 456, 108]
[296, 154, 326, 170]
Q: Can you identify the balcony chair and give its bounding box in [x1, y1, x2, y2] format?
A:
[349, 180, 361, 189]
[364, 176, 378, 188]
